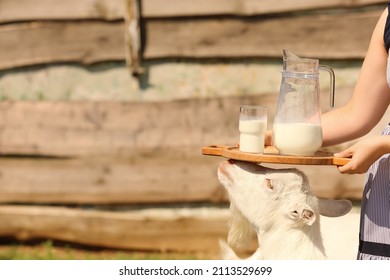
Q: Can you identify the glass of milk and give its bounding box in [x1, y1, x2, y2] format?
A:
[239, 105, 267, 153]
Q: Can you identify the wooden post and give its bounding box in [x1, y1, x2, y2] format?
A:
[125, 0, 144, 76]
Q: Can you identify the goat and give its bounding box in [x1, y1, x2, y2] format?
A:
[217, 159, 352, 260]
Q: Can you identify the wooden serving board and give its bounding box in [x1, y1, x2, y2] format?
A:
[202, 145, 351, 166]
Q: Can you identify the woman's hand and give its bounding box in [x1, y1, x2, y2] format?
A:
[334, 136, 390, 174]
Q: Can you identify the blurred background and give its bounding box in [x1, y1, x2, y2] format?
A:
[0, 0, 388, 259]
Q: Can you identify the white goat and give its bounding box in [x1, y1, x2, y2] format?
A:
[217, 159, 352, 260]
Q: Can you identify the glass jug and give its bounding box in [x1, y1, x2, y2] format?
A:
[273, 50, 335, 156]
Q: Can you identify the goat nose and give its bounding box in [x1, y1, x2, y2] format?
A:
[218, 160, 229, 171]
[218, 161, 233, 183]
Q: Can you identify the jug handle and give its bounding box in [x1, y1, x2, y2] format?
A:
[319, 65, 336, 109]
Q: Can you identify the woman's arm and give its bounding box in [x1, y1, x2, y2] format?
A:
[321, 8, 390, 174]
[322, 8, 390, 147]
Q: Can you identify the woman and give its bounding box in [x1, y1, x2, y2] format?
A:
[265, 4, 390, 260]
[321, 5, 390, 259]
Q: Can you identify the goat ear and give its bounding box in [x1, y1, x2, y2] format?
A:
[318, 199, 352, 217]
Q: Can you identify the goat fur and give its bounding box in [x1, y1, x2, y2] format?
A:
[217, 160, 351, 260]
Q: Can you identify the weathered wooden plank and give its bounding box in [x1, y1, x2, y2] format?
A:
[0, 0, 125, 23]
[0, 0, 386, 23]
[0, 21, 125, 70]
[0, 96, 266, 157]
[0, 9, 381, 70]
[0, 155, 226, 204]
[144, 9, 381, 60]
[0, 151, 365, 204]
[142, 0, 386, 17]
[0, 205, 229, 252]
[0, 205, 360, 256]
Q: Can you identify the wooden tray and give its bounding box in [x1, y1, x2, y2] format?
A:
[202, 145, 351, 166]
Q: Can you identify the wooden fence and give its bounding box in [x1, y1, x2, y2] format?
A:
[0, 0, 385, 71]
[0, 0, 386, 253]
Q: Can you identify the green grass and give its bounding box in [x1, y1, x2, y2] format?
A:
[0, 240, 212, 260]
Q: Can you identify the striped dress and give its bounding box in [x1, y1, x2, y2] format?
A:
[357, 125, 390, 259]
[357, 3, 390, 260]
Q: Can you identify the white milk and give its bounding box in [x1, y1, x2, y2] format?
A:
[239, 120, 267, 153]
[273, 123, 323, 156]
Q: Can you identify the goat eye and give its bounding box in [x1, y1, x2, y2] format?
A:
[265, 178, 273, 190]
